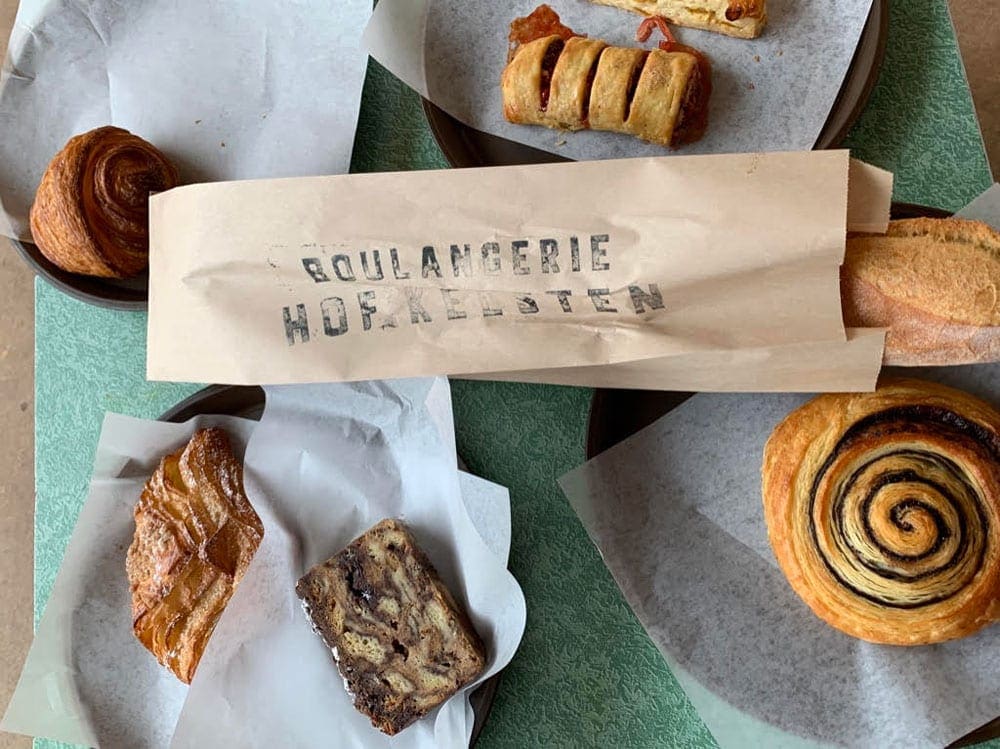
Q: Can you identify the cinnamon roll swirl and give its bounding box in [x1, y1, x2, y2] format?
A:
[762, 379, 1000, 645]
[30, 126, 179, 278]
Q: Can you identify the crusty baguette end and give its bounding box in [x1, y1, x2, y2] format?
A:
[842, 217, 1000, 366]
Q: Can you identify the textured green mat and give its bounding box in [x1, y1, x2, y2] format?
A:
[32, 0, 994, 746]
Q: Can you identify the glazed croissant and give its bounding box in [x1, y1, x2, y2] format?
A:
[501, 10, 711, 148]
[30, 126, 178, 278]
[126, 428, 263, 683]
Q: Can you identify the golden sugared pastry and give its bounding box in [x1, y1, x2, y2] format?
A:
[762, 379, 1000, 645]
[502, 6, 711, 148]
[30, 126, 178, 278]
[842, 217, 1000, 366]
[126, 428, 263, 683]
[588, 0, 766, 38]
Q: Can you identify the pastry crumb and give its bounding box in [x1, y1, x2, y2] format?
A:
[753, 55, 760, 63]
[747, 82, 756, 90]
[555, 139, 567, 146]
[777, 49, 783, 57]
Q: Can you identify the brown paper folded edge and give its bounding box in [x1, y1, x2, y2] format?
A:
[463, 328, 887, 393]
[847, 159, 893, 234]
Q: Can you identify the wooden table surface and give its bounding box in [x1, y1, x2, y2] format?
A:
[0, 0, 34, 746]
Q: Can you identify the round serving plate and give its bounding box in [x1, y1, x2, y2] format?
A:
[583, 201, 1000, 749]
[158, 384, 501, 745]
[11, 237, 148, 310]
[423, 0, 888, 167]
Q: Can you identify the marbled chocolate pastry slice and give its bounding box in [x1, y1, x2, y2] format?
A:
[296, 519, 486, 735]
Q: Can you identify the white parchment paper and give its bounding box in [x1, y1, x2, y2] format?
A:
[0, 413, 256, 748]
[365, 0, 873, 161]
[560, 363, 1000, 748]
[0, 0, 371, 241]
[960, 183, 1000, 229]
[171, 380, 526, 749]
[1, 379, 524, 748]
[556, 189, 1000, 748]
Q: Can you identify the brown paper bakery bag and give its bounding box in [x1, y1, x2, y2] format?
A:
[470, 328, 888, 392]
[147, 150, 890, 388]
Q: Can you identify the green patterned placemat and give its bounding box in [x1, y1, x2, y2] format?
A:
[842, 0, 993, 208]
[32, 1, 994, 746]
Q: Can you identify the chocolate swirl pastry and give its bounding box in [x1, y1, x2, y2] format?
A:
[30, 126, 179, 278]
[762, 379, 1000, 645]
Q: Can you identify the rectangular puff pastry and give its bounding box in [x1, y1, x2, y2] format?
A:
[589, 0, 766, 38]
[501, 35, 709, 148]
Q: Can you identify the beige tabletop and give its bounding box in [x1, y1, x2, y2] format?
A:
[1, 0, 33, 747]
[0, 3, 997, 749]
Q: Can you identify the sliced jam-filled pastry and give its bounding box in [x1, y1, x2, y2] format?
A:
[501, 5, 711, 148]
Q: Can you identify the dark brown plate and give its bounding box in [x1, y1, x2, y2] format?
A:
[10, 237, 147, 310]
[583, 202, 1000, 748]
[423, 0, 888, 167]
[159, 384, 500, 746]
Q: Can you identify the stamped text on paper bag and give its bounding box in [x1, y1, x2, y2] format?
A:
[282, 234, 665, 344]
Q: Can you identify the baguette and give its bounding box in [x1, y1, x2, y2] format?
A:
[841, 217, 1000, 366]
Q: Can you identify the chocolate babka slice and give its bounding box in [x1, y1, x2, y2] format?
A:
[295, 519, 487, 735]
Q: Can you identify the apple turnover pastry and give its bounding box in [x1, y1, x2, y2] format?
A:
[502, 5, 711, 148]
[126, 428, 263, 683]
[30, 126, 178, 278]
[762, 379, 1000, 645]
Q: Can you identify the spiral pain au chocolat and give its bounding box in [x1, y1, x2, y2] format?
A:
[762, 379, 1000, 645]
[30, 126, 178, 278]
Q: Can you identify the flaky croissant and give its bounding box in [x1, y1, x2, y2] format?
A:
[29, 126, 178, 278]
[125, 428, 263, 683]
